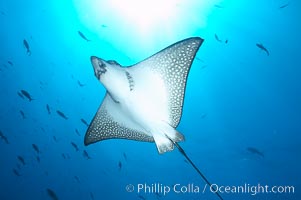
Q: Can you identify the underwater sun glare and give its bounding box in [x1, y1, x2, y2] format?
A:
[73, 0, 218, 43]
[107, 0, 177, 34]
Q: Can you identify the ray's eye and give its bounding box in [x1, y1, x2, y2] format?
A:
[98, 61, 106, 69]
[107, 60, 120, 66]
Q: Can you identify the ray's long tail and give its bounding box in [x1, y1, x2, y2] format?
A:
[172, 141, 224, 200]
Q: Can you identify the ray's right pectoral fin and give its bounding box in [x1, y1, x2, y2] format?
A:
[84, 93, 154, 146]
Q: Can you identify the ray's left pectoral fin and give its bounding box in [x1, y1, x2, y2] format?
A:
[84, 93, 154, 146]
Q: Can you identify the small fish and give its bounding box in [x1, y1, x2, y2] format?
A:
[83, 150, 91, 159]
[77, 80, 85, 87]
[200, 113, 207, 119]
[247, 147, 264, 157]
[214, 4, 224, 8]
[17, 155, 25, 165]
[2, 63, 8, 69]
[256, 43, 270, 56]
[53, 136, 58, 142]
[90, 192, 94, 200]
[13, 168, 21, 176]
[39, 81, 46, 90]
[32, 144, 40, 154]
[101, 24, 107, 28]
[118, 161, 122, 171]
[46, 188, 59, 200]
[19, 110, 26, 119]
[36, 156, 40, 163]
[123, 153, 127, 161]
[0, 130, 9, 144]
[214, 34, 223, 42]
[80, 118, 89, 127]
[20, 90, 34, 101]
[61, 153, 66, 159]
[23, 39, 31, 56]
[75, 129, 80, 136]
[56, 110, 68, 120]
[279, 3, 289, 9]
[46, 104, 51, 114]
[74, 176, 80, 183]
[196, 57, 204, 62]
[17, 92, 24, 99]
[78, 31, 91, 42]
[71, 142, 79, 151]
[7, 61, 13, 66]
[138, 195, 146, 200]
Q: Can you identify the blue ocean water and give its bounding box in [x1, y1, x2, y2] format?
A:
[0, 0, 300, 200]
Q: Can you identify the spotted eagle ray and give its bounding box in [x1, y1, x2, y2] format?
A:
[84, 37, 224, 200]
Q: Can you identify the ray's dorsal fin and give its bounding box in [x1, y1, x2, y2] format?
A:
[84, 93, 154, 145]
[129, 37, 203, 128]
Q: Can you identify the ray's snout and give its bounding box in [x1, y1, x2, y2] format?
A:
[90, 56, 98, 63]
[91, 56, 107, 79]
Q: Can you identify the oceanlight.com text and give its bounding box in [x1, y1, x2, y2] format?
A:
[206, 183, 295, 196]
